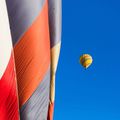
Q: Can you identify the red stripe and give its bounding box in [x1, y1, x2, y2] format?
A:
[0, 52, 19, 120]
[47, 103, 54, 120]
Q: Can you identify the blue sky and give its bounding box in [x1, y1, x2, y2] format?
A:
[54, 0, 120, 120]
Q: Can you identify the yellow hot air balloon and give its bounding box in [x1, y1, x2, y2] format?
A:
[80, 54, 93, 69]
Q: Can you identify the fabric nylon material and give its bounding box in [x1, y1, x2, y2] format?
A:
[48, 0, 62, 47]
[6, 0, 45, 45]
[20, 68, 50, 120]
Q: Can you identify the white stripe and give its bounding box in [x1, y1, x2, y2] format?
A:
[0, 0, 12, 79]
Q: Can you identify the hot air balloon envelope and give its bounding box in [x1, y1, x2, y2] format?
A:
[80, 54, 93, 69]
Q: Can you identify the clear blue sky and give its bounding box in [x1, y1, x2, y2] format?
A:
[54, 0, 120, 120]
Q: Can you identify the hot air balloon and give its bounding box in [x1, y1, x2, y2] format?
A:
[80, 54, 93, 69]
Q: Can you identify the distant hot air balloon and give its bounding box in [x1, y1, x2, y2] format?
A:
[80, 54, 93, 69]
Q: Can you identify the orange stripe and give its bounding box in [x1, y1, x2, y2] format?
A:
[14, 0, 50, 108]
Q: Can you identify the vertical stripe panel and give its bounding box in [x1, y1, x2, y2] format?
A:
[14, 0, 50, 108]
[0, 0, 19, 119]
[48, 0, 62, 119]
